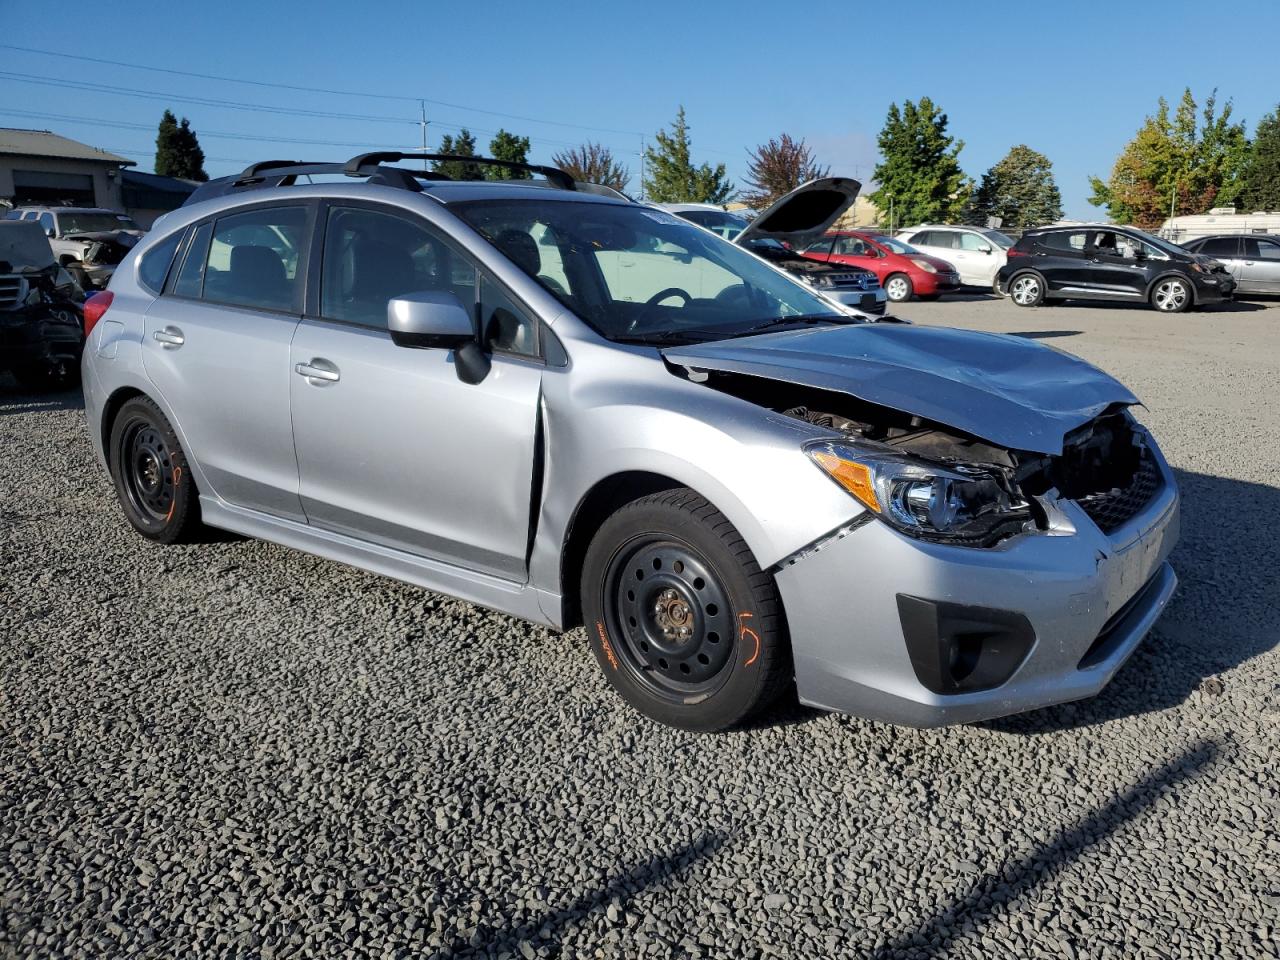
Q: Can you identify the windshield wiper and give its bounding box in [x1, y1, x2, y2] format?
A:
[734, 314, 852, 337]
[612, 329, 738, 346]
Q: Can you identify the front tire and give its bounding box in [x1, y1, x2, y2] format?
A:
[580, 489, 789, 731]
[884, 273, 914, 302]
[1151, 277, 1191, 313]
[1009, 272, 1045, 307]
[108, 396, 202, 544]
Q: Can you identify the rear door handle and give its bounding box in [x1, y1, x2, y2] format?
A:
[294, 359, 340, 383]
[153, 326, 184, 348]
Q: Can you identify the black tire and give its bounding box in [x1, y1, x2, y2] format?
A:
[108, 396, 202, 544]
[884, 273, 914, 303]
[1150, 277, 1192, 313]
[1008, 271, 1045, 307]
[580, 488, 789, 732]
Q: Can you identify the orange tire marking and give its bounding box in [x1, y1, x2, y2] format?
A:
[738, 612, 760, 666]
[595, 620, 619, 671]
[165, 465, 182, 522]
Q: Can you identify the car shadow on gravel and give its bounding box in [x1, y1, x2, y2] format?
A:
[867, 738, 1225, 959]
[0, 383, 84, 416]
[431, 830, 728, 958]
[987, 468, 1280, 735]
[1006, 330, 1084, 340]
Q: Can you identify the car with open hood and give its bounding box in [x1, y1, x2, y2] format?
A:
[81, 152, 1179, 732]
[660, 178, 887, 315]
[6, 206, 145, 291]
[0, 220, 85, 388]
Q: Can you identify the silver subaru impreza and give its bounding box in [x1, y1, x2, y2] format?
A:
[80, 154, 1179, 731]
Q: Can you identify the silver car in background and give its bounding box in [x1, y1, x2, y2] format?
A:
[80, 153, 1179, 731]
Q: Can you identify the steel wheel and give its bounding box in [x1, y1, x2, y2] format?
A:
[1152, 278, 1190, 313]
[108, 395, 201, 543]
[1010, 274, 1042, 306]
[884, 274, 912, 302]
[121, 420, 178, 522]
[603, 537, 735, 701]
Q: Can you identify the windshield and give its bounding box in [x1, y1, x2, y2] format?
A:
[983, 229, 1016, 249]
[452, 199, 842, 345]
[58, 212, 140, 234]
[674, 208, 751, 241]
[1122, 227, 1185, 257]
[872, 235, 919, 255]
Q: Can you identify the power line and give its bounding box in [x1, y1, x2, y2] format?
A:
[0, 43, 645, 137]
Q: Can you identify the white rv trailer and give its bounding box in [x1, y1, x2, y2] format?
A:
[1159, 207, 1280, 243]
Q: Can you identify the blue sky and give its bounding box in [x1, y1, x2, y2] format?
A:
[5, 0, 1278, 219]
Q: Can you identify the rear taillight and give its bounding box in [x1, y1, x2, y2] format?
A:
[1006, 247, 1028, 258]
[83, 291, 114, 337]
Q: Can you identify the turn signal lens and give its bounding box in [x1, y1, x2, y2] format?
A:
[83, 291, 114, 337]
[810, 451, 880, 513]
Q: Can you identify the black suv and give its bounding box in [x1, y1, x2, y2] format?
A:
[996, 225, 1234, 313]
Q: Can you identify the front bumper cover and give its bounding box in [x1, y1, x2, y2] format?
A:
[774, 446, 1180, 727]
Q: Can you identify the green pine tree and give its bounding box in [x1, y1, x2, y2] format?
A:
[642, 107, 733, 203]
[969, 145, 1063, 229]
[433, 130, 485, 181]
[487, 129, 532, 179]
[1235, 106, 1280, 211]
[868, 98, 970, 227]
[154, 110, 208, 181]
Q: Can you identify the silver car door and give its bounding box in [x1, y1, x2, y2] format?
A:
[1241, 237, 1280, 293]
[1196, 236, 1245, 287]
[289, 202, 542, 580]
[141, 204, 311, 521]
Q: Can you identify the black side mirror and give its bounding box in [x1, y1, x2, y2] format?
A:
[387, 290, 491, 384]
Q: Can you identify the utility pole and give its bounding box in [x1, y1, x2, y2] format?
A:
[639, 134, 646, 200]
[420, 100, 429, 170]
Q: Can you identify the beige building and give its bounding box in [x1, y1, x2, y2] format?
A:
[0, 128, 133, 211]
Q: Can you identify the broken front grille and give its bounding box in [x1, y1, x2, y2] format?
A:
[0, 275, 25, 309]
[1074, 450, 1160, 533]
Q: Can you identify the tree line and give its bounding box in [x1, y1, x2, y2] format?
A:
[153, 91, 1280, 231]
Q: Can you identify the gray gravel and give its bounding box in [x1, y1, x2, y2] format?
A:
[3, 295, 1279, 959]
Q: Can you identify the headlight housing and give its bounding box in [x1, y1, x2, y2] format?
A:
[806, 440, 1033, 545]
[909, 258, 938, 274]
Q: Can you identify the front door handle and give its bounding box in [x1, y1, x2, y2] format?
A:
[153, 326, 184, 348]
[294, 359, 340, 383]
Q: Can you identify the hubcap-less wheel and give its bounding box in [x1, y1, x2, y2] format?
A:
[122, 422, 177, 522]
[1153, 279, 1189, 312]
[885, 276, 911, 302]
[604, 537, 734, 700]
[1011, 275, 1041, 305]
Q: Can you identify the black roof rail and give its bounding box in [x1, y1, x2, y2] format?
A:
[344, 152, 577, 191]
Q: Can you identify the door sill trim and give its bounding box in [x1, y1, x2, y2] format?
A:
[199, 496, 560, 628]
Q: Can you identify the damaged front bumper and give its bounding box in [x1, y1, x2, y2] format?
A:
[0, 304, 84, 375]
[775, 444, 1180, 727]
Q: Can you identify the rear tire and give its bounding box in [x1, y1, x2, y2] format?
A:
[1009, 272, 1045, 307]
[580, 488, 789, 732]
[1151, 277, 1191, 313]
[884, 273, 914, 302]
[108, 396, 202, 544]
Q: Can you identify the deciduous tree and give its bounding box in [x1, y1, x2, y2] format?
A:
[551, 142, 631, 192]
[154, 110, 208, 182]
[868, 98, 969, 227]
[741, 134, 828, 211]
[969, 145, 1063, 228]
[642, 107, 733, 204]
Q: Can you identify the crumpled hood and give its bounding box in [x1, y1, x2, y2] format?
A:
[64, 230, 141, 247]
[663, 324, 1138, 455]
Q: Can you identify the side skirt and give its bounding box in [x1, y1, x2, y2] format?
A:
[200, 496, 562, 629]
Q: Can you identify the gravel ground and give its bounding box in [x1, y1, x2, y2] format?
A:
[2, 295, 1278, 959]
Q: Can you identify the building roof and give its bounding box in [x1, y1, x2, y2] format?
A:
[0, 128, 134, 166]
[121, 169, 200, 195]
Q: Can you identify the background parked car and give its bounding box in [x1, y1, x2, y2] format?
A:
[4, 206, 144, 291]
[801, 230, 959, 303]
[894, 224, 1013, 287]
[0, 220, 85, 389]
[1181, 235, 1280, 296]
[996, 225, 1235, 313]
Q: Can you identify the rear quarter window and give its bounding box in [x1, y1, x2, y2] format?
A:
[138, 231, 184, 295]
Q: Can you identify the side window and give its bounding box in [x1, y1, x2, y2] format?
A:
[172, 222, 213, 298]
[1199, 237, 1239, 258]
[480, 272, 538, 358]
[805, 237, 836, 256]
[320, 206, 474, 328]
[138, 231, 183, 295]
[1041, 231, 1087, 252]
[959, 232, 990, 251]
[203, 206, 307, 311]
[3, 209, 21, 220]
[908, 230, 933, 247]
[38, 213, 54, 236]
[1241, 238, 1280, 260]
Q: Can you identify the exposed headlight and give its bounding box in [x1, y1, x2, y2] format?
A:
[805, 440, 1032, 545]
[804, 274, 834, 287]
[909, 258, 938, 274]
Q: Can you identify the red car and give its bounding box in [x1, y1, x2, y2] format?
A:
[802, 230, 960, 303]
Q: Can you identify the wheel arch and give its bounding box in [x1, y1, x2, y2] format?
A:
[1145, 271, 1197, 304]
[100, 385, 149, 460]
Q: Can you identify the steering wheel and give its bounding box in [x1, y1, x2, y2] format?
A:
[626, 287, 694, 334]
